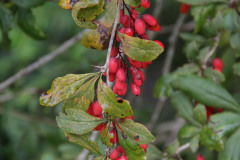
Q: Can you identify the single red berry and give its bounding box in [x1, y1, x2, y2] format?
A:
[154, 40, 164, 49]
[120, 9, 124, 19]
[120, 15, 129, 28]
[214, 68, 222, 73]
[118, 85, 127, 96]
[86, 104, 94, 116]
[109, 149, 119, 160]
[109, 73, 116, 82]
[140, 144, 148, 153]
[109, 58, 119, 73]
[142, 62, 148, 69]
[180, 3, 191, 14]
[212, 58, 224, 70]
[196, 154, 205, 160]
[218, 108, 224, 113]
[125, 28, 134, 37]
[130, 66, 141, 79]
[142, 14, 158, 27]
[116, 68, 126, 81]
[92, 102, 102, 116]
[133, 78, 143, 87]
[111, 46, 119, 58]
[147, 24, 161, 32]
[135, 18, 146, 35]
[117, 27, 126, 42]
[115, 79, 126, 90]
[110, 129, 119, 144]
[141, 0, 150, 9]
[131, 83, 141, 96]
[124, 115, 133, 120]
[113, 85, 119, 94]
[206, 109, 212, 120]
[93, 123, 104, 131]
[206, 106, 216, 113]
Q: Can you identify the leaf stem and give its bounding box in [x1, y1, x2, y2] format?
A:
[102, 0, 123, 87]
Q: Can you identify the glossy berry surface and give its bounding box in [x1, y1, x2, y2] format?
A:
[135, 18, 146, 35]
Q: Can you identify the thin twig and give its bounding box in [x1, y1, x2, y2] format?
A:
[172, 143, 190, 160]
[0, 31, 86, 93]
[103, 0, 123, 87]
[202, 33, 221, 69]
[147, 14, 187, 131]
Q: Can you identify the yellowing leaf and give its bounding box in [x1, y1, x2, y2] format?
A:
[100, 122, 113, 147]
[97, 78, 133, 118]
[119, 32, 164, 62]
[102, 0, 118, 28]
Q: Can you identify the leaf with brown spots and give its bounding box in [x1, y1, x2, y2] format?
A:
[57, 108, 105, 135]
[39, 73, 98, 107]
[65, 132, 102, 155]
[97, 78, 133, 118]
[102, 0, 118, 28]
[119, 32, 164, 62]
[62, 75, 98, 112]
[100, 122, 113, 147]
[118, 119, 155, 144]
[72, 0, 104, 29]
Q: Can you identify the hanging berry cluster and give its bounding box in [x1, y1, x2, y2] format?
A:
[107, 0, 164, 96]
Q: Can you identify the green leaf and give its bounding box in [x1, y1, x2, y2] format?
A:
[176, 75, 240, 112]
[17, 9, 47, 40]
[117, 127, 146, 160]
[209, 112, 240, 138]
[170, 91, 201, 126]
[166, 140, 180, 156]
[178, 125, 201, 141]
[72, 0, 104, 29]
[189, 134, 200, 152]
[194, 104, 207, 125]
[119, 32, 164, 62]
[62, 76, 98, 112]
[97, 78, 133, 118]
[184, 41, 200, 59]
[100, 122, 113, 147]
[218, 129, 240, 160]
[191, 5, 215, 33]
[10, 0, 44, 8]
[230, 32, 240, 51]
[102, 0, 118, 28]
[81, 29, 109, 50]
[233, 63, 240, 76]
[93, 156, 106, 160]
[56, 108, 105, 135]
[118, 119, 155, 144]
[124, 0, 141, 7]
[224, 9, 240, 32]
[39, 73, 97, 107]
[146, 145, 164, 160]
[180, 33, 206, 43]
[65, 132, 102, 155]
[154, 74, 173, 98]
[174, 63, 200, 76]
[0, 3, 13, 32]
[204, 67, 225, 82]
[177, 0, 228, 5]
[200, 126, 224, 151]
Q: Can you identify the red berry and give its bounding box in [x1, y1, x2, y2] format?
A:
[206, 106, 216, 113]
[206, 109, 212, 120]
[111, 46, 119, 58]
[130, 66, 141, 79]
[140, 144, 148, 153]
[117, 27, 126, 42]
[124, 115, 133, 120]
[143, 14, 158, 27]
[92, 102, 102, 116]
[93, 123, 104, 131]
[133, 78, 143, 87]
[141, 33, 148, 39]
[196, 154, 205, 160]
[86, 104, 94, 116]
[118, 86, 127, 96]
[212, 58, 224, 70]
[125, 28, 134, 37]
[113, 85, 119, 94]
[131, 83, 141, 96]
[147, 24, 161, 32]
[109, 149, 119, 160]
[180, 3, 191, 14]
[154, 40, 164, 49]
[120, 15, 129, 28]
[131, 8, 138, 19]
[109, 58, 119, 73]
[110, 129, 119, 144]
[138, 70, 145, 81]
[116, 68, 126, 81]
[109, 73, 116, 82]
[115, 79, 126, 90]
[135, 18, 146, 35]
[141, 0, 150, 9]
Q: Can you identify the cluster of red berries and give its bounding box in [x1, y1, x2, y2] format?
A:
[86, 101, 147, 160]
[105, 0, 164, 97]
[180, 3, 191, 14]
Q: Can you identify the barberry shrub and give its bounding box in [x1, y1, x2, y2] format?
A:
[38, 0, 240, 160]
